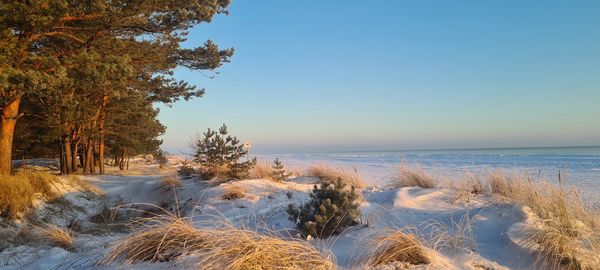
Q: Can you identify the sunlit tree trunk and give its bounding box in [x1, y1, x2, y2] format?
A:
[0, 97, 21, 175]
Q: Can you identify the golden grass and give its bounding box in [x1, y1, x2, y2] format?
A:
[306, 164, 366, 189]
[486, 170, 600, 269]
[0, 170, 60, 218]
[16, 170, 57, 198]
[449, 171, 486, 202]
[425, 212, 477, 252]
[221, 185, 246, 200]
[364, 229, 430, 267]
[250, 161, 274, 180]
[34, 224, 75, 251]
[160, 176, 182, 188]
[393, 165, 437, 189]
[64, 175, 105, 196]
[101, 214, 335, 269]
[0, 176, 35, 218]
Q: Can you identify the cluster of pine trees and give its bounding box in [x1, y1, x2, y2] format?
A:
[0, 1, 234, 176]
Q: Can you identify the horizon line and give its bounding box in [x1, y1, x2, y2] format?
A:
[254, 144, 600, 155]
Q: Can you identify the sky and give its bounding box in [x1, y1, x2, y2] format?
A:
[158, 0, 600, 154]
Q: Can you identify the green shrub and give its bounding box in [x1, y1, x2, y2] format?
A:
[178, 160, 196, 177]
[193, 124, 256, 180]
[270, 158, 291, 182]
[154, 149, 168, 169]
[287, 179, 361, 238]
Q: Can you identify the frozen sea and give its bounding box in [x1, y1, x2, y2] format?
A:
[257, 146, 600, 202]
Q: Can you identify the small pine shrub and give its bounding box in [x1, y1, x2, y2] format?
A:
[270, 158, 291, 182]
[154, 149, 168, 169]
[287, 179, 361, 238]
[178, 160, 196, 177]
[193, 124, 256, 180]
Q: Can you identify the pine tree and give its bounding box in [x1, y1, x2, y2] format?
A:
[0, 0, 233, 175]
[287, 179, 361, 239]
[270, 158, 291, 182]
[194, 124, 256, 180]
[154, 149, 168, 169]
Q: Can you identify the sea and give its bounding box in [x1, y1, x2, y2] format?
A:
[256, 146, 600, 203]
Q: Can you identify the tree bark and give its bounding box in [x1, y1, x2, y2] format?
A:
[0, 97, 21, 175]
[84, 139, 93, 173]
[63, 137, 73, 174]
[98, 94, 109, 174]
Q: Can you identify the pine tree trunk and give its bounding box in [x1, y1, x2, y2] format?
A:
[59, 137, 66, 174]
[98, 94, 109, 174]
[0, 97, 21, 175]
[72, 139, 80, 173]
[84, 139, 93, 173]
[63, 137, 73, 174]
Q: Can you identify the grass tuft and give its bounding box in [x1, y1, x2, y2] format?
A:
[101, 214, 335, 269]
[160, 176, 182, 189]
[393, 165, 437, 189]
[486, 170, 600, 269]
[364, 229, 430, 267]
[0, 170, 60, 218]
[221, 185, 246, 200]
[306, 164, 366, 189]
[250, 161, 274, 180]
[34, 224, 75, 251]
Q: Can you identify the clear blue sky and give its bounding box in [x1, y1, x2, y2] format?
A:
[158, 0, 600, 154]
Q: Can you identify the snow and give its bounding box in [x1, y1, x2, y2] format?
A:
[0, 156, 557, 269]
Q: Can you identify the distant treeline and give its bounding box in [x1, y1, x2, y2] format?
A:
[0, 0, 234, 175]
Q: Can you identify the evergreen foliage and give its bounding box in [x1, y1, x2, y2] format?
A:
[287, 179, 361, 238]
[270, 158, 291, 182]
[0, 0, 234, 175]
[154, 149, 168, 169]
[193, 124, 256, 180]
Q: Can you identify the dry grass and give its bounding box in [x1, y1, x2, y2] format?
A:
[34, 224, 75, 251]
[449, 172, 486, 203]
[393, 165, 437, 189]
[306, 164, 366, 189]
[221, 185, 247, 200]
[486, 170, 600, 269]
[101, 214, 335, 269]
[15, 170, 57, 198]
[425, 212, 477, 252]
[64, 175, 104, 196]
[0, 170, 60, 218]
[364, 229, 430, 267]
[178, 160, 196, 177]
[160, 176, 182, 188]
[250, 161, 274, 180]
